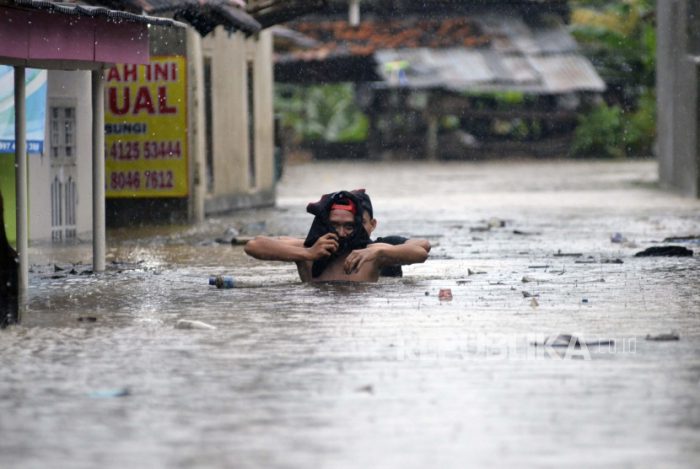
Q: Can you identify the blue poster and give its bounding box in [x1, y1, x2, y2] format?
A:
[0, 65, 47, 154]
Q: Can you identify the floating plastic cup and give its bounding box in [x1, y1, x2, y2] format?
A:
[209, 275, 234, 289]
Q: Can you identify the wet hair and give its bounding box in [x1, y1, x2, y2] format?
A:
[354, 191, 373, 219]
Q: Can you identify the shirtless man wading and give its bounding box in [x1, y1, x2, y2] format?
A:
[244, 189, 430, 282]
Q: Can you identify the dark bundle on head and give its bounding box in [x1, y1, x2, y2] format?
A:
[304, 189, 372, 278]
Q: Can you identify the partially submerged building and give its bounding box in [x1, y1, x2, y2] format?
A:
[98, 0, 326, 224]
[275, 0, 605, 159]
[0, 0, 328, 245]
[0, 0, 183, 318]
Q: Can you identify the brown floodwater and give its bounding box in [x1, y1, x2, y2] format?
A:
[1, 160, 699, 468]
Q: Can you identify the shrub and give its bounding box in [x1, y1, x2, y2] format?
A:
[571, 102, 625, 158]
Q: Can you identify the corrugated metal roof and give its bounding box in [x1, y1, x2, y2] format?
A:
[528, 54, 606, 93]
[374, 46, 605, 94]
[8, 0, 184, 27]
[278, 12, 606, 94]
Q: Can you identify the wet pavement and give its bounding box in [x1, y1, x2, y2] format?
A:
[1, 159, 700, 468]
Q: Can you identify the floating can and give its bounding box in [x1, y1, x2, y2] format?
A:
[209, 275, 234, 289]
[438, 288, 453, 301]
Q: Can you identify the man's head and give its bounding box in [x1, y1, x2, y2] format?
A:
[304, 189, 375, 278]
[328, 193, 377, 239]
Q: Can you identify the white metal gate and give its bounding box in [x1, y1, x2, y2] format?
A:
[49, 105, 77, 242]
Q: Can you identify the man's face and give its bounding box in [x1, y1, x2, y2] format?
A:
[329, 209, 377, 239]
[329, 209, 356, 238]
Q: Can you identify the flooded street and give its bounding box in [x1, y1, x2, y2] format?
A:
[2, 159, 700, 468]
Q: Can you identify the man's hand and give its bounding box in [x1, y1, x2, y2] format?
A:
[343, 245, 380, 274]
[308, 233, 339, 260]
[344, 242, 429, 274]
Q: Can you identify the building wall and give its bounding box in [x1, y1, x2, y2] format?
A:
[29, 70, 92, 242]
[657, 0, 700, 197]
[202, 28, 275, 214]
[251, 31, 276, 194]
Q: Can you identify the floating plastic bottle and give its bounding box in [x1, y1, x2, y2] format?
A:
[209, 275, 234, 289]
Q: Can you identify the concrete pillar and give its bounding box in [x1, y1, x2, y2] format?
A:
[657, 0, 700, 197]
[14, 66, 27, 304]
[92, 69, 106, 272]
[349, 0, 361, 26]
[187, 27, 206, 223]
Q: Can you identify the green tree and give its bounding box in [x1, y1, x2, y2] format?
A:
[276, 84, 368, 143]
[570, 0, 656, 157]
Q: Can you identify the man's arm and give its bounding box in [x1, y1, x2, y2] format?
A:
[405, 238, 431, 253]
[244, 234, 338, 262]
[343, 242, 429, 274]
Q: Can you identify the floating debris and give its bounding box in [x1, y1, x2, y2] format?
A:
[662, 235, 700, 244]
[645, 331, 680, 341]
[215, 227, 240, 244]
[610, 232, 627, 243]
[513, 230, 540, 236]
[438, 289, 453, 301]
[88, 388, 130, 399]
[486, 217, 506, 228]
[77, 316, 97, 322]
[231, 236, 255, 246]
[553, 250, 583, 257]
[522, 275, 547, 283]
[175, 319, 217, 330]
[209, 275, 235, 289]
[356, 384, 374, 394]
[634, 246, 693, 257]
[529, 298, 539, 308]
[522, 291, 539, 298]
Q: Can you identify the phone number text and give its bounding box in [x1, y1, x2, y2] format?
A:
[108, 140, 183, 160]
[108, 170, 176, 191]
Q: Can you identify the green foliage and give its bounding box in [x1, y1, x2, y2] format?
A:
[571, 102, 625, 158]
[571, 0, 655, 94]
[467, 91, 529, 111]
[621, 88, 656, 156]
[571, 90, 656, 158]
[570, 0, 656, 157]
[275, 84, 368, 143]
